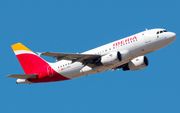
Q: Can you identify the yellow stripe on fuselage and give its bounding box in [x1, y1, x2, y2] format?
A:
[11, 43, 32, 52]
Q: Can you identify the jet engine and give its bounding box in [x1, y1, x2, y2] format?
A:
[95, 50, 133, 65]
[100, 51, 121, 65]
[123, 56, 149, 71]
[119, 50, 132, 62]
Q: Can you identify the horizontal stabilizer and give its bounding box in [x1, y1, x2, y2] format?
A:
[7, 74, 38, 79]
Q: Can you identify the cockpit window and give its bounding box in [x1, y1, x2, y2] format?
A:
[157, 30, 168, 34]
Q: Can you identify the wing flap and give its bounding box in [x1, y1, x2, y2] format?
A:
[41, 52, 100, 64]
[7, 74, 38, 79]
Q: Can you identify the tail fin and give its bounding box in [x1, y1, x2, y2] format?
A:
[11, 43, 48, 74]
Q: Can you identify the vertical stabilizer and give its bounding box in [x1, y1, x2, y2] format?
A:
[11, 43, 48, 74]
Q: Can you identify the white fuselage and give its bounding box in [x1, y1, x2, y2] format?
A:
[49, 28, 176, 79]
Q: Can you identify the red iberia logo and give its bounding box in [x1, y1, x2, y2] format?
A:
[113, 36, 137, 46]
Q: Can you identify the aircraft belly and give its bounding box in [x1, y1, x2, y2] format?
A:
[59, 62, 84, 79]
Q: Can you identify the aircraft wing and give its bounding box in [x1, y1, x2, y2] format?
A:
[7, 74, 38, 79]
[41, 52, 101, 66]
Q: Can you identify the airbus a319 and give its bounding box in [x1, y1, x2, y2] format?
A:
[7, 28, 176, 84]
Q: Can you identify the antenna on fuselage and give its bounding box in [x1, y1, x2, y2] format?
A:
[145, 28, 148, 31]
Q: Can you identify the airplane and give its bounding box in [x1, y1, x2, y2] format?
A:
[7, 28, 176, 84]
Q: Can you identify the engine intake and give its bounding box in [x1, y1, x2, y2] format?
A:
[123, 56, 149, 71]
[95, 50, 133, 66]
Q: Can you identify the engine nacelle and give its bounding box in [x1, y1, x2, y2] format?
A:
[119, 50, 132, 62]
[123, 56, 149, 71]
[100, 51, 121, 65]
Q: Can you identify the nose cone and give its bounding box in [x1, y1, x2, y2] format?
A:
[169, 32, 177, 42]
[166, 32, 176, 44]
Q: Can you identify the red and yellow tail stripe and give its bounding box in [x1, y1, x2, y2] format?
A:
[11, 43, 47, 74]
[11, 43, 70, 83]
[11, 43, 36, 55]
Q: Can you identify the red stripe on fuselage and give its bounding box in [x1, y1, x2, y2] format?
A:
[16, 53, 70, 83]
[27, 68, 70, 83]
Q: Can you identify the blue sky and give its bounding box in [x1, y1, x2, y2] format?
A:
[1, 0, 180, 113]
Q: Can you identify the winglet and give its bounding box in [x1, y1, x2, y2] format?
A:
[36, 52, 42, 57]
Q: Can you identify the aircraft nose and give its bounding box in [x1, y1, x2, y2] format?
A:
[172, 32, 177, 40]
[168, 32, 176, 42]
